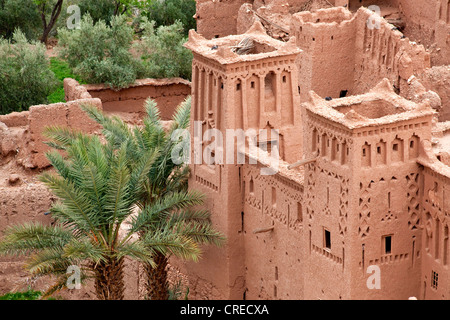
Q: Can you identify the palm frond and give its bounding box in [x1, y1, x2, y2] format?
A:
[26, 247, 75, 276]
[144, 98, 162, 128]
[167, 209, 212, 223]
[126, 190, 205, 237]
[43, 125, 83, 150]
[168, 96, 191, 133]
[0, 223, 74, 257]
[128, 148, 159, 201]
[39, 172, 103, 240]
[63, 239, 106, 264]
[174, 221, 226, 247]
[116, 241, 155, 266]
[142, 231, 201, 262]
[81, 103, 131, 149]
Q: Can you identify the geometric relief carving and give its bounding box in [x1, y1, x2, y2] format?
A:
[358, 181, 372, 238]
[243, 165, 303, 231]
[322, 206, 332, 215]
[312, 244, 344, 265]
[245, 194, 262, 210]
[305, 163, 316, 221]
[306, 164, 349, 236]
[406, 173, 421, 230]
[264, 204, 287, 226]
[381, 211, 397, 222]
[195, 175, 219, 192]
[339, 177, 349, 236]
[286, 200, 302, 231]
[369, 252, 409, 265]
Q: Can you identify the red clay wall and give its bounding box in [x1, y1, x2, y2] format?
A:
[291, 7, 356, 100]
[0, 184, 54, 295]
[417, 140, 450, 300]
[353, 7, 431, 96]
[416, 66, 450, 122]
[80, 79, 191, 121]
[26, 99, 103, 169]
[419, 165, 450, 299]
[241, 164, 304, 299]
[196, 0, 252, 39]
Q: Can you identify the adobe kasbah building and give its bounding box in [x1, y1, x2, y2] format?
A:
[171, 0, 450, 300]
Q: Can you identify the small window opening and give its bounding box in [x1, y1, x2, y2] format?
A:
[236, 83, 241, 91]
[431, 271, 439, 290]
[251, 81, 255, 88]
[272, 187, 277, 208]
[384, 235, 392, 254]
[324, 229, 331, 249]
[393, 143, 398, 151]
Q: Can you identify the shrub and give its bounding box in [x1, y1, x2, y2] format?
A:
[0, 30, 58, 115]
[0, 0, 41, 40]
[57, 14, 142, 89]
[137, 0, 196, 36]
[136, 19, 192, 80]
[77, 0, 117, 25]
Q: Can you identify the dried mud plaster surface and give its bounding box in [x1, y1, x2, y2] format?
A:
[1, 0, 450, 300]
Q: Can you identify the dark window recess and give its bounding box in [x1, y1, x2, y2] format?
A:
[324, 229, 331, 249]
[339, 90, 348, 98]
[384, 235, 392, 254]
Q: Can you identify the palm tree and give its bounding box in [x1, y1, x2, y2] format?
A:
[0, 125, 203, 299]
[82, 97, 225, 300]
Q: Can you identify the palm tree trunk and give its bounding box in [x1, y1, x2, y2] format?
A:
[94, 257, 125, 300]
[145, 251, 169, 300]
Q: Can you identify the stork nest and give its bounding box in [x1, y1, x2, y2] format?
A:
[231, 37, 255, 55]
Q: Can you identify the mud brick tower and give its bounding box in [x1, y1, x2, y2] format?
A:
[181, 21, 302, 299]
[302, 79, 435, 299]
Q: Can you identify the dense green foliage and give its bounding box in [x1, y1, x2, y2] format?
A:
[0, 31, 58, 115]
[57, 14, 142, 89]
[136, 19, 193, 80]
[57, 15, 193, 89]
[138, 0, 196, 36]
[0, 290, 42, 300]
[47, 57, 85, 104]
[77, 0, 116, 25]
[0, 0, 41, 40]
